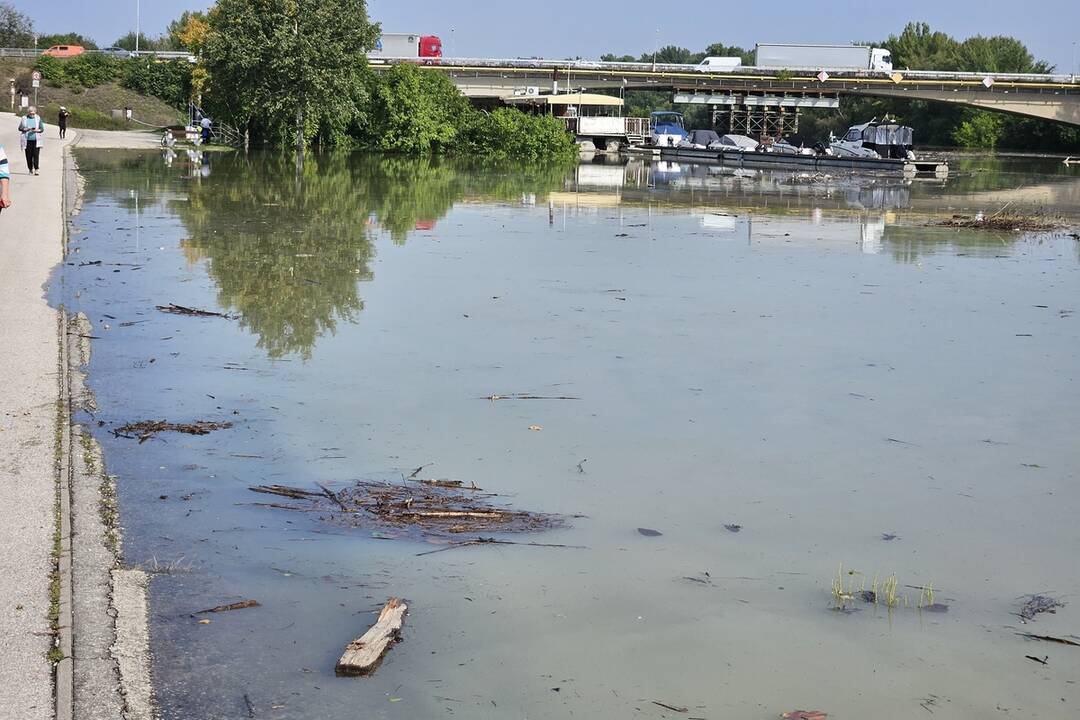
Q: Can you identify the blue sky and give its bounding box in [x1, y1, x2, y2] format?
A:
[10, 0, 1079, 73]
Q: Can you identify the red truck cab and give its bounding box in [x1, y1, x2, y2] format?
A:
[419, 35, 442, 59]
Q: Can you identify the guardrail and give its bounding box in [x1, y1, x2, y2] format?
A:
[388, 57, 1080, 85]
[1, 47, 194, 61]
[0, 47, 42, 58]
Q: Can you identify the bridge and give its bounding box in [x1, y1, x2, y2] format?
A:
[377, 58, 1080, 130]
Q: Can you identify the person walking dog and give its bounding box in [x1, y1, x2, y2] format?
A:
[0, 142, 11, 212]
[18, 107, 45, 175]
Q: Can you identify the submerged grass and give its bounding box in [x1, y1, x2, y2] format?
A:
[830, 565, 938, 613]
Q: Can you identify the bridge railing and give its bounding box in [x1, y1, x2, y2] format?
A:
[390, 57, 1079, 86]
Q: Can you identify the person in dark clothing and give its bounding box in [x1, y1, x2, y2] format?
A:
[58, 107, 70, 139]
[18, 107, 44, 175]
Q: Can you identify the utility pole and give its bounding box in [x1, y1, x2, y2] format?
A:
[136, 0, 141, 54]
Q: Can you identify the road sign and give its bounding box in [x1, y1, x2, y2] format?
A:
[31, 70, 41, 81]
[816, 70, 830, 83]
[32, 79, 40, 88]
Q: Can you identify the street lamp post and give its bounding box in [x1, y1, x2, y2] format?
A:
[136, 0, 140, 54]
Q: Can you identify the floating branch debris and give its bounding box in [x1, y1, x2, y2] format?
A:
[193, 599, 260, 615]
[114, 419, 234, 442]
[156, 303, 237, 319]
[1017, 594, 1065, 623]
[482, 393, 581, 401]
[247, 479, 565, 538]
[1016, 632, 1080, 647]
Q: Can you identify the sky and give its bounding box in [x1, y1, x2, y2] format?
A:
[9, 0, 1079, 74]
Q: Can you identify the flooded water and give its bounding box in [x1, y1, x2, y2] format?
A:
[55, 150, 1080, 719]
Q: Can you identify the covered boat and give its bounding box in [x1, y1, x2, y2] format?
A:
[830, 120, 915, 159]
[651, 111, 688, 147]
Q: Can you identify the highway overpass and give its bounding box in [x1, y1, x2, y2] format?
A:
[377, 58, 1080, 128]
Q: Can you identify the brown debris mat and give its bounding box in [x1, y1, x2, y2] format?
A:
[932, 212, 1069, 232]
[114, 419, 234, 442]
[248, 478, 564, 538]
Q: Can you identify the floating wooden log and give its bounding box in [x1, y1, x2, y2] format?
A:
[335, 598, 408, 677]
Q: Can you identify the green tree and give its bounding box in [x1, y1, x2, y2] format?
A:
[883, 22, 957, 70]
[461, 108, 577, 162]
[646, 45, 700, 65]
[201, 0, 379, 149]
[36, 32, 98, 49]
[166, 11, 209, 50]
[953, 110, 1006, 148]
[703, 43, 753, 65]
[950, 35, 1051, 73]
[122, 58, 193, 107]
[113, 32, 170, 51]
[0, 2, 33, 47]
[361, 64, 471, 153]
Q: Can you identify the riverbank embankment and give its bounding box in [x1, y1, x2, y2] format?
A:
[0, 114, 155, 720]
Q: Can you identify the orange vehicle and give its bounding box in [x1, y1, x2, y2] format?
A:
[42, 45, 86, 58]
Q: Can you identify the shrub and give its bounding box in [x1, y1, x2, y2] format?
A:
[63, 54, 123, 89]
[32, 55, 66, 87]
[461, 109, 578, 162]
[121, 59, 192, 108]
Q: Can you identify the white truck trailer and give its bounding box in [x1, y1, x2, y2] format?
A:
[754, 44, 893, 72]
[369, 33, 443, 59]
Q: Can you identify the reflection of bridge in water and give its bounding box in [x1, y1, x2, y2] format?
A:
[381, 59, 1080, 129]
[554, 156, 1080, 219]
[542, 157, 1080, 261]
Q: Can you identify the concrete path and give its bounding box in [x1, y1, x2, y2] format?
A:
[0, 112, 68, 719]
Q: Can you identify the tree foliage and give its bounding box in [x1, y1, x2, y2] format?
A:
[461, 109, 577, 162]
[201, 0, 380, 147]
[122, 59, 193, 108]
[362, 64, 471, 153]
[36, 32, 98, 50]
[113, 32, 172, 52]
[167, 11, 210, 51]
[0, 1, 33, 47]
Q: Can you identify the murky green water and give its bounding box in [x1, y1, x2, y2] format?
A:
[57, 150, 1080, 719]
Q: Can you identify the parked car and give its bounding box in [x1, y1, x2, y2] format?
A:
[42, 45, 86, 58]
[101, 47, 135, 59]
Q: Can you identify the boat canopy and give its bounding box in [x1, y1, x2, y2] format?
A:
[682, 129, 722, 147]
[504, 92, 624, 107]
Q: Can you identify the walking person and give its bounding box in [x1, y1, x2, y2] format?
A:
[0, 142, 11, 213]
[200, 115, 212, 144]
[18, 107, 44, 175]
[58, 106, 70, 139]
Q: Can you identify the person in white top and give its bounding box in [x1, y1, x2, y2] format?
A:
[18, 106, 45, 175]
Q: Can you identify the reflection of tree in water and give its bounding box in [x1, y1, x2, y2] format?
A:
[882, 224, 1023, 264]
[354, 155, 573, 244]
[176, 153, 377, 360]
[175, 152, 573, 358]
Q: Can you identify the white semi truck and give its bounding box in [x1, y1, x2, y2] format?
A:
[369, 33, 443, 59]
[754, 43, 893, 72]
